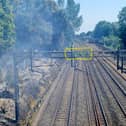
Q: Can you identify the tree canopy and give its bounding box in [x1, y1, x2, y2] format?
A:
[0, 0, 83, 52]
[93, 21, 113, 39]
[89, 20, 121, 49]
[15, 0, 83, 50]
[0, 0, 15, 54]
[118, 7, 126, 48]
[86, 6, 126, 49]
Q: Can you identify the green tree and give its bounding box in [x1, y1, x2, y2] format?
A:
[102, 35, 121, 49]
[57, 0, 65, 8]
[92, 20, 120, 49]
[51, 0, 83, 49]
[112, 22, 119, 36]
[15, 0, 57, 48]
[0, 0, 15, 54]
[93, 21, 113, 40]
[118, 7, 126, 48]
[15, 0, 83, 50]
[65, 0, 83, 32]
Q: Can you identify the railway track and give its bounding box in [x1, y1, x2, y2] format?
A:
[85, 62, 109, 126]
[96, 58, 126, 115]
[83, 62, 96, 126]
[33, 63, 76, 126]
[52, 66, 78, 126]
[89, 57, 126, 125]
[96, 44, 126, 79]
[50, 72, 74, 126]
[103, 57, 126, 81]
[32, 44, 126, 126]
[75, 61, 93, 126]
[66, 65, 78, 126]
[93, 44, 126, 92]
[32, 63, 70, 126]
[97, 58, 126, 95]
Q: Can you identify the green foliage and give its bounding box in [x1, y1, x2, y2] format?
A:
[15, 0, 83, 50]
[50, 0, 83, 49]
[102, 35, 121, 49]
[93, 21, 113, 39]
[118, 7, 126, 48]
[15, 0, 57, 48]
[0, 0, 15, 54]
[92, 20, 121, 49]
[57, 0, 65, 8]
[65, 0, 83, 31]
[55, 0, 82, 48]
[112, 22, 119, 36]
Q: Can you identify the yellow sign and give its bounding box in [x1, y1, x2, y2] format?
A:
[64, 47, 93, 61]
